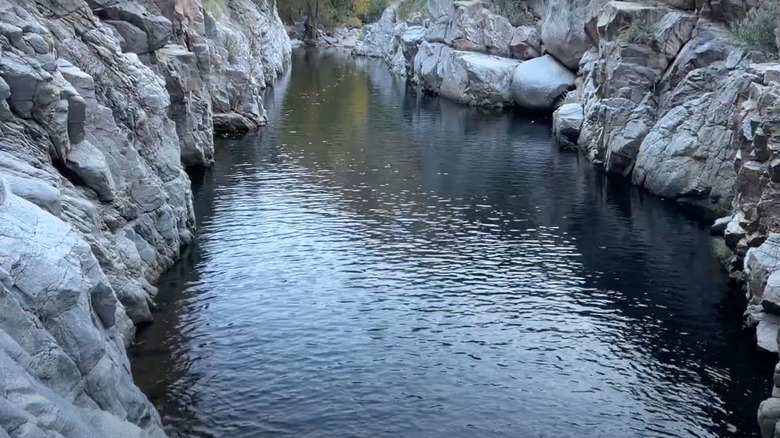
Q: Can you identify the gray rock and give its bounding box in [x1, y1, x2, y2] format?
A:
[760, 397, 780, 438]
[764, 271, 780, 315]
[66, 141, 117, 202]
[427, 0, 454, 21]
[747, 235, 780, 305]
[213, 112, 258, 133]
[353, 8, 398, 58]
[509, 26, 540, 60]
[414, 41, 520, 106]
[443, 3, 515, 57]
[711, 215, 732, 236]
[541, 0, 609, 70]
[553, 103, 584, 147]
[511, 55, 575, 111]
[93, 2, 172, 52]
[155, 44, 214, 167]
[105, 20, 149, 54]
[757, 314, 780, 353]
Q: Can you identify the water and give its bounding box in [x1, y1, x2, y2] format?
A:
[131, 48, 773, 438]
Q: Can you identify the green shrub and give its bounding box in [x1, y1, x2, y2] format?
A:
[397, 0, 426, 20]
[220, 32, 241, 59]
[732, 1, 779, 56]
[620, 16, 654, 44]
[363, 0, 388, 23]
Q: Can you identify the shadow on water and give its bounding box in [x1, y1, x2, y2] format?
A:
[132, 47, 775, 438]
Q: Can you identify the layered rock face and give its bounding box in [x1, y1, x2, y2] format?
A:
[0, 0, 289, 435]
[353, 1, 574, 111]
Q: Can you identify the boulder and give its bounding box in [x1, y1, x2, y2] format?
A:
[511, 55, 575, 111]
[352, 8, 398, 58]
[509, 26, 541, 60]
[443, 3, 515, 57]
[553, 103, 584, 147]
[759, 397, 780, 438]
[763, 271, 780, 314]
[757, 314, 780, 353]
[746, 234, 780, 304]
[414, 41, 520, 106]
[213, 112, 258, 133]
[541, 0, 609, 70]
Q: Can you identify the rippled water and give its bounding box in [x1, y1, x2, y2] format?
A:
[132, 48, 773, 438]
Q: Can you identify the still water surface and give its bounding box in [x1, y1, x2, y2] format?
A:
[132, 48, 772, 437]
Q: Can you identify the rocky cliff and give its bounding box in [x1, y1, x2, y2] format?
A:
[352, 0, 780, 436]
[0, 0, 289, 435]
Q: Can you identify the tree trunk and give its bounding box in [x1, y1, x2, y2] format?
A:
[305, 1, 317, 41]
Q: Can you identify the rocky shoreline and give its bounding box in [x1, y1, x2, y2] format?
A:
[0, 0, 289, 435]
[3, 0, 780, 434]
[351, 0, 780, 436]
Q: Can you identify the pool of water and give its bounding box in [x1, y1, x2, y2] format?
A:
[131, 48, 773, 438]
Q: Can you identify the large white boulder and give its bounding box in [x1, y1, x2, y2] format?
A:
[511, 55, 576, 111]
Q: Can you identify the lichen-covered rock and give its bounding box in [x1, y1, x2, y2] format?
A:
[511, 55, 575, 110]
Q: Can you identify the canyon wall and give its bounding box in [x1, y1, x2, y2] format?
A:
[0, 0, 289, 435]
[351, 1, 780, 436]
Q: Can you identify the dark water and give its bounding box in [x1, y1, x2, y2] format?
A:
[132, 48, 773, 438]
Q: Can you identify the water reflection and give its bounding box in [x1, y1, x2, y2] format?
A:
[132, 47, 772, 438]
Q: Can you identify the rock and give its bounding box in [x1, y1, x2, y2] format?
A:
[747, 235, 780, 304]
[509, 26, 540, 60]
[353, 8, 398, 58]
[759, 397, 780, 438]
[427, 0, 454, 21]
[213, 112, 258, 133]
[553, 103, 584, 147]
[633, 68, 756, 217]
[104, 20, 149, 54]
[155, 44, 214, 167]
[541, 0, 609, 70]
[413, 41, 520, 106]
[763, 271, 780, 315]
[757, 314, 780, 353]
[711, 215, 732, 235]
[442, 3, 515, 57]
[697, 0, 761, 23]
[725, 215, 747, 249]
[93, 1, 172, 52]
[204, 0, 291, 132]
[511, 55, 575, 111]
[0, 0, 289, 434]
[66, 141, 117, 202]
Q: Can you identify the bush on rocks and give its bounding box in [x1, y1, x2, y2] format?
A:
[732, 0, 778, 56]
